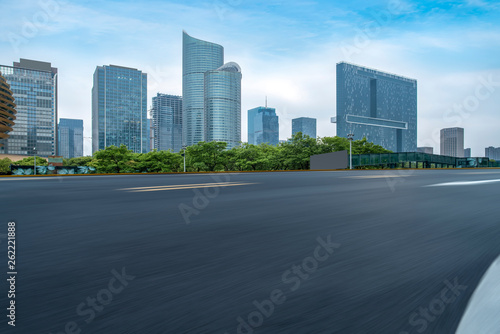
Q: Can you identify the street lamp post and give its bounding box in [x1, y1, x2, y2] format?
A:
[347, 134, 354, 170]
[33, 147, 37, 175]
[182, 145, 187, 172]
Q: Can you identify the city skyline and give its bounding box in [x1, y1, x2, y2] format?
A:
[1, 1, 499, 156]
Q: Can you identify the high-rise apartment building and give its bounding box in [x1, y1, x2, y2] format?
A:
[58, 118, 83, 159]
[485, 146, 500, 160]
[440, 127, 464, 157]
[204, 62, 242, 149]
[248, 107, 279, 146]
[0, 59, 58, 156]
[182, 31, 223, 147]
[336, 62, 417, 152]
[92, 65, 147, 154]
[292, 117, 316, 138]
[151, 94, 183, 152]
[464, 148, 471, 158]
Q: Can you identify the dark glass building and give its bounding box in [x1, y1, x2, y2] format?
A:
[204, 62, 242, 149]
[58, 118, 83, 159]
[292, 117, 316, 138]
[0, 59, 58, 156]
[92, 65, 148, 154]
[151, 93, 183, 152]
[248, 107, 279, 146]
[336, 62, 417, 152]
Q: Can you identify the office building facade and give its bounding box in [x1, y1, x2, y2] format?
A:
[182, 31, 223, 147]
[248, 107, 279, 146]
[204, 62, 242, 149]
[58, 118, 83, 159]
[440, 127, 464, 157]
[292, 117, 316, 138]
[151, 94, 183, 152]
[0, 59, 58, 156]
[464, 148, 471, 158]
[92, 65, 147, 154]
[485, 146, 500, 160]
[336, 62, 417, 152]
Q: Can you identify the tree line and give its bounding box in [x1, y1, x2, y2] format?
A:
[1, 133, 391, 174]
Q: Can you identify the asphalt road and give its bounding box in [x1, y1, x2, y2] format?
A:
[1, 169, 500, 334]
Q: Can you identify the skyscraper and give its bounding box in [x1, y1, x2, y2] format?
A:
[204, 62, 242, 149]
[485, 146, 500, 160]
[292, 117, 317, 138]
[0, 72, 16, 148]
[464, 148, 471, 158]
[0, 59, 58, 156]
[336, 62, 417, 152]
[92, 65, 147, 154]
[58, 118, 83, 159]
[248, 107, 279, 146]
[151, 93, 183, 152]
[182, 31, 223, 147]
[440, 127, 464, 157]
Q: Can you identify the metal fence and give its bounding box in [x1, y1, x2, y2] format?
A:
[351, 153, 496, 169]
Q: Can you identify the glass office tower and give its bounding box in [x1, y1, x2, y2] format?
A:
[292, 117, 316, 138]
[248, 107, 279, 146]
[92, 65, 147, 154]
[0, 59, 58, 156]
[182, 31, 224, 147]
[204, 62, 242, 149]
[58, 118, 83, 159]
[151, 93, 183, 152]
[336, 62, 417, 152]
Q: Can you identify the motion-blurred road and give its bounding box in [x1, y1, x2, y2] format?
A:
[1, 169, 500, 333]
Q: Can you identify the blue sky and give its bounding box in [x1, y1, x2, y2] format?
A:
[1, 0, 499, 155]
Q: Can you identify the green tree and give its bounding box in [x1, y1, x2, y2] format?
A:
[351, 137, 392, 154]
[16, 156, 48, 166]
[66, 156, 94, 166]
[280, 132, 320, 170]
[0, 158, 12, 174]
[135, 150, 183, 173]
[93, 145, 134, 173]
[186, 141, 227, 172]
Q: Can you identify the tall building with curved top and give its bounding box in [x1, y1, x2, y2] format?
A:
[204, 62, 242, 149]
[0, 72, 17, 148]
[182, 31, 224, 147]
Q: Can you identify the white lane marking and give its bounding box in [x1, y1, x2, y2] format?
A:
[425, 179, 500, 187]
[455, 255, 500, 334]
